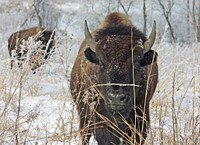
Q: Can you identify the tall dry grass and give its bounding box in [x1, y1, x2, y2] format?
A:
[0, 40, 199, 144]
[145, 42, 200, 145]
[0, 34, 79, 145]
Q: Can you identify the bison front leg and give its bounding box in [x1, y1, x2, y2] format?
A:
[77, 102, 95, 145]
[134, 107, 149, 145]
[79, 117, 92, 145]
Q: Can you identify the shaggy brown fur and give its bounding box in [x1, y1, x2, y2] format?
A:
[70, 12, 158, 145]
[100, 12, 133, 28]
[8, 26, 55, 71]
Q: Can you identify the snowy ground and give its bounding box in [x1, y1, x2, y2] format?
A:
[146, 42, 200, 145]
[0, 48, 79, 144]
[0, 39, 199, 145]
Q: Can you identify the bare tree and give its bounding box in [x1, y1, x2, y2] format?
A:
[17, 0, 43, 28]
[118, 0, 133, 16]
[33, 0, 43, 27]
[158, 0, 176, 43]
[107, 0, 112, 13]
[197, 0, 200, 42]
[32, 0, 58, 30]
[187, 0, 190, 41]
[198, 23, 200, 41]
[143, 0, 147, 34]
[191, 0, 200, 42]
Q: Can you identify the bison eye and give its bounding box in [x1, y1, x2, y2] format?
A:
[84, 48, 99, 64]
[140, 50, 158, 66]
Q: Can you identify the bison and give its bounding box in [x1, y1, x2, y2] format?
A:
[8, 26, 55, 72]
[70, 12, 158, 145]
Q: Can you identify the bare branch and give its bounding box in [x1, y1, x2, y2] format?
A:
[158, 0, 176, 43]
[126, 1, 133, 13]
[198, 0, 200, 24]
[33, 0, 43, 26]
[118, 0, 133, 16]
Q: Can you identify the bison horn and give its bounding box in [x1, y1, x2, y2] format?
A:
[84, 20, 97, 52]
[144, 21, 156, 53]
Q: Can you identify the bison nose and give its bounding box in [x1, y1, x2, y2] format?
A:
[112, 85, 120, 91]
[108, 93, 128, 104]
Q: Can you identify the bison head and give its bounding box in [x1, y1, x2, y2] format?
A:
[84, 21, 157, 118]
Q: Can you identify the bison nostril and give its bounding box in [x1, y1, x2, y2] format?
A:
[108, 93, 127, 103]
[120, 96, 127, 102]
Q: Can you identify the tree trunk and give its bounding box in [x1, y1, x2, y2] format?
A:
[198, 2, 200, 42]
[187, 0, 190, 41]
[197, 25, 200, 42]
[158, 0, 176, 43]
[143, 0, 147, 34]
[33, 0, 43, 27]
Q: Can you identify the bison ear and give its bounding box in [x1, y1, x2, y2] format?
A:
[84, 48, 99, 64]
[140, 50, 158, 66]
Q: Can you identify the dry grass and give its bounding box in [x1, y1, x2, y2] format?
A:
[0, 41, 199, 145]
[145, 42, 200, 145]
[0, 35, 79, 145]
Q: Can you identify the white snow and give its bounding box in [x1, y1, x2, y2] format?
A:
[0, 0, 199, 145]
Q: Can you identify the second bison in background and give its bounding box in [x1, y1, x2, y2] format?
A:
[70, 12, 158, 145]
[8, 26, 55, 72]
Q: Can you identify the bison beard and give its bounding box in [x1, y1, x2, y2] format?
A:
[70, 12, 158, 145]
